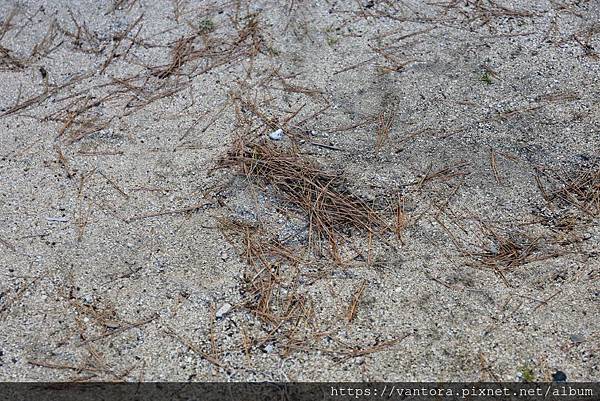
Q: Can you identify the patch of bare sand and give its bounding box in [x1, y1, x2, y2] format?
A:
[0, 0, 598, 381]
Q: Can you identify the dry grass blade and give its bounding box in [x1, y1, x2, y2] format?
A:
[152, 35, 196, 79]
[30, 20, 61, 59]
[0, 6, 18, 42]
[332, 335, 409, 362]
[490, 148, 501, 184]
[219, 218, 303, 321]
[163, 327, 225, 369]
[394, 195, 408, 243]
[414, 161, 470, 189]
[346, 279, 367, 322]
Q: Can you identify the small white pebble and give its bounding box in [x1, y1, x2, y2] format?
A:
[269, 128, 284, 140]
[215, 303, 232, 318]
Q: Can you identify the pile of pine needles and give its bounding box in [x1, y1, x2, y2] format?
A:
[219, 140, 389, 261]
[466, 223, 564, 286]
[218, 218, 315, 349]
[471, 233, 540, 272]
[552, 166, 600, 217]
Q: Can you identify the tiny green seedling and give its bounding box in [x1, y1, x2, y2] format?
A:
[518, 366, 536, 382]
[480, 70, 493, 85]
[198, 18, 215, 34]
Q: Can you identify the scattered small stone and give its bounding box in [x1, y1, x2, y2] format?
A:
[552, 371, 567, 382]
[215, 303, 232, 318]
[154, 258, 166, 272]
[268, 128, 284, 140]
[570, 334, 585, 344]
[264, 343, 274, 353]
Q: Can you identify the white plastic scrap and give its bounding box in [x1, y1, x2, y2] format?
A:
[215, 303, 232, 318]
[269, 128, 284, 140]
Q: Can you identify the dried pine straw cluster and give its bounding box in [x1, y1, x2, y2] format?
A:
[219, 140, 390, 261]
[550, 165, 600, 217]
[214, 140, 404, 356]
[218, 218, 319, 356]
[218, 218, 403, 359]
[437, 215, 566, 285]
[472, 234, 540, 272]
[1, 6, 267, 145]
[467, 230, 550, 286]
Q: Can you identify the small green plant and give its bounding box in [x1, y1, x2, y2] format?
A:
[198, 18, 215, 34]
[518, 366, 536, 382]
[327, 36, 338, 46]
[480, 70, 493, 85]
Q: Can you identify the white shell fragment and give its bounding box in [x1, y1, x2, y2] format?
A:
[268, 128, 284, 140]
[215, 303, 232, 318]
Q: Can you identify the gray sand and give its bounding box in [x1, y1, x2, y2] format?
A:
[0, 0, 598, 381]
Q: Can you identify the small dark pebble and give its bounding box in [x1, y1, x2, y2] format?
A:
[552, 371, 567, 382]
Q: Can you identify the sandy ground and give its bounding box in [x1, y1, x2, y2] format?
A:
[0, 0, 599, 382]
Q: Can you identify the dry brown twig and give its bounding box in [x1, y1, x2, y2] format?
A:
[218, 217, 320, 357]
[471, 229, 540, 272]
[374, 106, 395, 151]
[331, 335, 410, 363]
